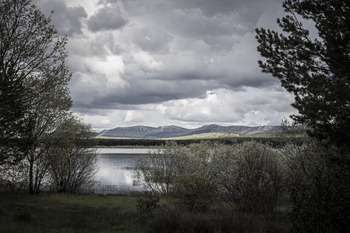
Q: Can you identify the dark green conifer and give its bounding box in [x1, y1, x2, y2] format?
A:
[256, 0, 350, 149]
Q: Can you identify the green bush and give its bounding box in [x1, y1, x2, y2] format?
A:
[215, 141, 284, 213]
[135, 141, 285, 214]
[134, 141, 186, 194]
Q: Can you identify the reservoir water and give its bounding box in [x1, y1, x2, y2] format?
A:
[92, 148, 151, 194]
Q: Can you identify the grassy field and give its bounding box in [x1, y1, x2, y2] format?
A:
[0, 190, 141, 233]
[0, 190, 291, 233]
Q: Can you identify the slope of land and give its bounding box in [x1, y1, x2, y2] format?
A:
[97, 124, 281, 139]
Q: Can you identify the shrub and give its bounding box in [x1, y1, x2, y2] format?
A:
[134, 141, 186, 194]
[215, 141, 284, 213]
[136, 191, 160, 220]
[285, 141, 350, 233]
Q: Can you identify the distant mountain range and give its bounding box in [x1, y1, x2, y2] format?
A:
[96, 124, 281, 139]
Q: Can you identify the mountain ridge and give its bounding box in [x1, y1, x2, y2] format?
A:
[97, 124, 281, 139]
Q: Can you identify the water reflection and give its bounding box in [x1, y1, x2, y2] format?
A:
[92, 148, 150, 194]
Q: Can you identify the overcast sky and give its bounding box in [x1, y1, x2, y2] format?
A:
[34, 0, 297, 130]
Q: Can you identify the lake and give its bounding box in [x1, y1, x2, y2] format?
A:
[92, 148, 151, 194]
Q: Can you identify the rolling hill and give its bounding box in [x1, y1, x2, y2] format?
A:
[96, 124, 281, 139]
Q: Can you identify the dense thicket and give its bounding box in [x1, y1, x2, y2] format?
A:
[95, 137, 288, 147]
[135, 141, 285, 214]
[285, 141, 350, 232]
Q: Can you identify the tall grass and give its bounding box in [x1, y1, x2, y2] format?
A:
[0, 189, 291, 233]
[139, 202, 290, 233]
[0, 190, 140, 233]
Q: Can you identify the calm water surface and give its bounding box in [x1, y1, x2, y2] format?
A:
[92, 148, 151, 194]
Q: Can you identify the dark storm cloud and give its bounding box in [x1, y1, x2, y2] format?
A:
[147, 67, 278, 90]
[172, 0, 283, 17]
[129, 27, 172, 53]
[70, 69, 278, 111]
[71, 74, 211, 108]
[36, 0, 295, 128]
[87, 5, 128, 32]
[122, 0, 250, 43]
[34, 0, 87, 36]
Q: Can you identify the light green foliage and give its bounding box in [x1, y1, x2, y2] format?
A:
[134, 141, 185, 194]
[43, 115, 97, 193]
[178, 142, 217, 178]
[171, 142, 219, 212]
[134, 141, 284, 214]
[134, 141, 218, 196]
[214, 141, 284, 213]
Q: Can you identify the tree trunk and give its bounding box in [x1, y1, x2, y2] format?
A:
[28, 158, 34, 194]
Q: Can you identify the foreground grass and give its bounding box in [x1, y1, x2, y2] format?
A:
[0, 190, 291, 233]
[0, 191, 140, 233]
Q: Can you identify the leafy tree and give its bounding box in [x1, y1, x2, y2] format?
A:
[134, 141, 218, 196]
[171, 142, 219, 213]
[134, 141, 185, 194]
[44, 115, 97, 193]
[176, 142, 218, 181]
[23, 77, 71, 194]
[256, 0, 350, 149]
[0, 155, 28, 192]
[0, 0, 71, 193]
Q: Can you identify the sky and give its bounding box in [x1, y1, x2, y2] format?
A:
[33, 0, 297, 130]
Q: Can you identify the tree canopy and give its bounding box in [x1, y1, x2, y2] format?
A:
[256, 0, 350, 149]
[0, 0, 72, 193]
[0, 0, 71, 147]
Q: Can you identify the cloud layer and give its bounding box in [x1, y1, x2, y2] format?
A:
[35, 0, 296, 130]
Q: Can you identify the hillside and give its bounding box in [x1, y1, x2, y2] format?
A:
[97, 124, 281, 139]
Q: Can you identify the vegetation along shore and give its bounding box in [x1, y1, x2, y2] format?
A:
[1, 0, 349, 232]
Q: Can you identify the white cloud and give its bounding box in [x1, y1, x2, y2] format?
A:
[84, 55, 125, 86]
[133, 51, 165, 72]
[76, 87, 296, 131]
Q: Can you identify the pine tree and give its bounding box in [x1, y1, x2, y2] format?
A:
[257, 1, 350, 232]
[256, 0, 350, 149]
